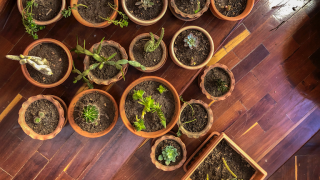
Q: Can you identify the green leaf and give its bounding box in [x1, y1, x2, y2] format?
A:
[158, 155, 163, 161]
[116, 59, 128, 65]
[133, 116, 146, 131]
[115, 64, 122, 70]
[133, 90, 145, 101]
[140, 65, 146, 71]
[107, 52, 117, 61]
[99, 62, 105, 70]
[128, 61, 141, 67]
[97, 37, 105, 54]
[157, 85, 167, 94]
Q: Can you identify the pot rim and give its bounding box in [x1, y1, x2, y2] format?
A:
[210, 0, 254, 21]
[170, 0, 211, 20]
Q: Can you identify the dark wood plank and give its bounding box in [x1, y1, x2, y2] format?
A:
[310, 47, 320, 69]
[218, 51, 240, 70]
[0, 168, 11, 180]
[0, 131, 21, 167]
[268, 155, 295, 180]
[56, 171, 74, 180]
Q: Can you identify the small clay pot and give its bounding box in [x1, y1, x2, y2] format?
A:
[129, 33, 167, 72]
[83, 40, 129, 86]
[169, 26, 214, 70]
[210, 0, 254, 21]
[21, 38, 73, 89]
[119, 76, 180, 138]
[177, 99, 213, 138]
[67, 89, 119, 138]
[150, 135, 187, 171]
[121, 0, 168, 26]
[199, 63, 235, 101]
[18, 95, 66, 140]
[71, 0, 119, 28]
[17, 0, 66, 25]
[169, 0, 210, 21]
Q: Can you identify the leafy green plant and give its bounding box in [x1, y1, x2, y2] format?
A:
[194, 0, 201, 13]
[134, 115, 146, 131]
[158, 146, 179, 165]
[152, 102, 166, 128]
[184, 33, 199, 49]
[144, 28, 165, 53]
[34, 111, 45, 124]
[215, 79, 229, 93]
[222, 157, 238, 180]
[83, 104, 99, 125]
[157, 85, 167, 94]
[135, 0, 154, 10]
[22, 0, 45, 39]
[100, 3, 129, 28]
[61, 4, 88, 18]
[133, 90, 145, 101]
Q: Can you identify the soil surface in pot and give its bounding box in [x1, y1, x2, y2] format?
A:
[204, 67, 231, 97]
[155, 139, 183, 166]
[27, 43, 69, 84]
[191, 139, 255, 180]
[214, 0, 247, 17]
[180, 103, 208, 132]
[174, 29, 210, 66]
[126, 0, 163, 20]
[22, 0, 62, 21]
[73, 91, 115, 133]
[125, 81, 175, 132]
[25, 99, 59, 135]
[133, 37, 163, 67]
[174, 0, 206, 14]
[89, 45, 122, 80]
[78, 0, 114, 23]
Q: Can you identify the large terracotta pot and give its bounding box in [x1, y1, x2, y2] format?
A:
[210, 0, 254, 21]
[169, 0, 210, 21]
[67, 89, 119, 138]
[119, 76, 180, 138]
[22, 38, 73, 89]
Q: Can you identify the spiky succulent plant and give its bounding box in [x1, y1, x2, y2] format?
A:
[144, 28, 165, 53]
[34, 111, 45, 124]
[184, 33, 199, 49]
[83, 104, 99, 124]
[158, 146, 179, 165]
[135, 0, 154, 10]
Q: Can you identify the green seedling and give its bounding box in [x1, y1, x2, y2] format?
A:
[194, 0, 201, 13]
[135, 0, 154, 10]
[184, 33, 199, 49]
[134, 115, 146, 131]
[158, 146, 179, 165]
[22, 0, 45, 39]
[222, 157, 238, 180]
[216, 79, 229, 93]
[144, 28, 164, 53]
[61, 4, 88, 18]
[34, 111, 45, 124]
[157, 85, 167, 94]
[176, 118, 196, 137]
[133, 90, 145, 101]
[83, 104, 99, 125]
[100, 3, 128, 28]
[179, 96, 194, 116]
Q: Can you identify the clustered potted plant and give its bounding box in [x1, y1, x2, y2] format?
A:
[210, 0, 254, 21]
[169, 0, 211, 21]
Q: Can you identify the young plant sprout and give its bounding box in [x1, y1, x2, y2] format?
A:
[157, 85, 167, 94]
[22, 0, 45, 39]
[83, 104, 99, 125]
[221, 5, 232, 11]
[184, 33, 199, 49]
[61, 4, 88, 18]
[222, 157, 238, 180]
[34, 111, 45, 124]
[6, 55, 53, 75]
[158, 145, 179, 166]
[144, 28, 165, 53]
[134, 115, 146, 131]
[100, 3, 129, 28]
[179, 96, 194, 116]
[177, 96, 197, 137]
[216, 79, 229, 93]
[135, 0, 154, 10]
[194, 0, 201, 13]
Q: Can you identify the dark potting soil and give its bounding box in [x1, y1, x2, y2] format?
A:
[89, 45, 122, 80]
[27, 43, 69, 84]
[78, 0, 114, 23]
[191, 139, 255, 180]
[125, 81, 176, 132]
[73, 91, 115, 133]
[133, 37, 163, 67]
[22, 0, 62, 21]
[25, 99, 59, 135]
[174, 29, 210, 66]
[204, 67, 231, 97]
[180, 103, 208, 132]
[126, 0, 163, 20]
[214, 0, 247, 17]
[175, 0, 206, 14]
[155, 139, 183, 166]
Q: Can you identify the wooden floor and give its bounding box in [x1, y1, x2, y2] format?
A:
[0, 0, 319, 179]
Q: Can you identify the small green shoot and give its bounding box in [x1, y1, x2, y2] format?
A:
[152, 102, 166, 128]
[157, 85, 167, 94]
[61, 4, 88, 18]
[222, 157, 237, 179]
[194, 0, 200, 13]
[22, 0, 45, 39]
[34, 111, 45, 124]
[216, 79, 229, 93]
[83, 104, 99, 124]
[179, 96, 194, 116]
[158, 146, 179, 165]
[144, 28, 165, 53]
[134, 115, 146, 131]
[100, 3, 128, 28]
[176, 118, 196, 137]
[133, 90, 145, 101]
[135, 0, 154, 10]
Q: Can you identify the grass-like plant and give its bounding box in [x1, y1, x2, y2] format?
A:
[179, 96, 194, 116]
[184, 33, 199, 49]
[222, 157, 238, 180]
[135, 0, 154, 10]
[83, 104, 99, 125]
[157, 85, 167, 94]
[22, 0, 45, 40]
[34, 111, 45, 124]
[176, 96, 197, 137]
[100, 3, 129, 28]
[216, 79, 229, 93]
[194, 0, 201, 13]
[158, 145, 179, 165]
[61, 4, 88, 18]
[144, 28, 165, 53]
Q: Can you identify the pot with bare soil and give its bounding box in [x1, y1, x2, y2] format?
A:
[210, 0, 254, 21]
[169, 0, 211, 21]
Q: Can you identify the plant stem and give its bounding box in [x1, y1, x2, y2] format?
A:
[222, 157, 237, 178]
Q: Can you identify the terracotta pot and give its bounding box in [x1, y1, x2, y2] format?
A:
[21, 38, 73, 89]
[17, 0, 66, 25]
[169, 26, 214, 70]
[177, 99, 213, 138]
[18, 95, 65, 140]
[210, 0, 254, 21]
[182, 132, 267, 180]
[67, 89, 119, 138]
[70, 0, 119, 28]
[150, 135, 187, 171]
[51, 95, 68, 126]
[84, 40, 129, 86]
[199, 63, 235, 101]
[121, 0, 168, 26]
[119, 76, 180, 138]
[169, 0, 210, 21]
[129, 33, 167, 72]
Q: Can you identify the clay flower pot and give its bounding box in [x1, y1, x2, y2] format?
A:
[129, 33, 167, 72]
[18, 95, 66, 140]
[84, 40, 128, 86]
[17, 0, 66, 25]
[182, 132, 267, 180]
[68, 89, 119, 138]
[119, 76, 180, 138]
[199, 63, 235, 101]
[71, 0, 119, 28]
[210, 0, 254, 21]
[21, 38, 73, 89]
[169, 26, 214, 70]
[169, 0, 210, 21]
[121, 0, 168, 26]
[150, 135, 187, 171]
[177, 99, 213, 138]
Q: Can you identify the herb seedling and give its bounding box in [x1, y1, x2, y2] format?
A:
[220, 5, 232, 11]
[222, 157, 238, 180]
[34, 111, 45, 124]
[134, 115, 146, 131]
[157, 85, 167, 94]
[135, 0, 154, 10]
[184, 33, 199, 49]
[61, 4, 88, 18]
[144, 28, 165, 53]
[158, 145, 179, 166]
[100, 3, 129, 28]
[215, 79, 229, 93]
[83, 104, 99, 125]
[22, 0, 45, 39]
[177, 96, 197, 137]
[194, 0, 201, 13]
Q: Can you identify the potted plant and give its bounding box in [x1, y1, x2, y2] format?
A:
[210, 0, 254, 21]
[182, 132, 267, 180]
[129, 28, 167, 72]
[176, 98, 214, 138]
[169, 0, 211, 21]
[119, 76, 180, 138]
[6, 38, 73, 88]
[18, 95, 66, 140]
[169, 26, 214, 70]
[199, 63, 235, 101]
[150, 135, 187, 171]
[121, 0, 168, 26]
[67, 89, 119, 138]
